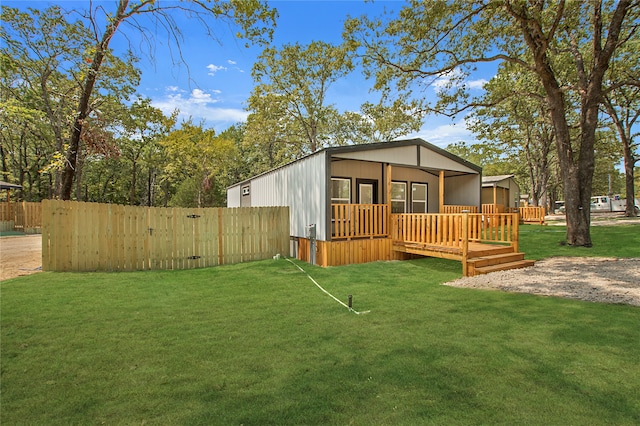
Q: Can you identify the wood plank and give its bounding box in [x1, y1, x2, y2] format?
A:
[41, 200, 51, 271]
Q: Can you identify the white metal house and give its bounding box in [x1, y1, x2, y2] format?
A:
[227, 138, 534, 275]
[227, 138, 482, 243]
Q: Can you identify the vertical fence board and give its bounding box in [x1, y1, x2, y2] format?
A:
[41, 201, 51, 271]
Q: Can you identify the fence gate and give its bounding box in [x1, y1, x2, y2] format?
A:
[146, 207, 221, 270]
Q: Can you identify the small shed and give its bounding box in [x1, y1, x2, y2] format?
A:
[482, 175, 520, 212]
[0, 180, 22, 198]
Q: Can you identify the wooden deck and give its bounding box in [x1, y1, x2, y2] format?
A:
[327, 205, 536, 276]
[393, 241, 534, 276]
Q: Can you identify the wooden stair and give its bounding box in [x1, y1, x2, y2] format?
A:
[392, 241, 534, 277]
[467, 249, 535, 276]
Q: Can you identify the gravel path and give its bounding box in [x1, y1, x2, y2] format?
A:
[444, 213, 639, 307]
[444, 257, 640, 306]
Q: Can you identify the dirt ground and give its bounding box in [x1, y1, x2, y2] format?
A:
[1, 214, 639, 306]
[0, 235, 42, 281]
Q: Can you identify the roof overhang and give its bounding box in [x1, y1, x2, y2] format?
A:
[0, 181, 22, 190]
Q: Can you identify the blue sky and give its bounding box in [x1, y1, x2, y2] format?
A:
[8, 0, 494, 148]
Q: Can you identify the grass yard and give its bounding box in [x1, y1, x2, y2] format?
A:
[1, 224, 639, 424]
[519, 223, 640, 259]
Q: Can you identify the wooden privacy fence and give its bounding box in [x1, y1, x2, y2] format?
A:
[42, 200, 289, 272]
[0, 202, 42, 232]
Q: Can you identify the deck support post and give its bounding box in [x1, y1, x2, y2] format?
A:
[439, 171, 444, 212]
[462, 212, 469, 276]
[512, 212, 519, 253]
[386, 163, 392, 236]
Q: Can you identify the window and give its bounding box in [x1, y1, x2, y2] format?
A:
[411, 183, 427, 213]
[391, 181, 406, 213]
[331, 178, 351, 204]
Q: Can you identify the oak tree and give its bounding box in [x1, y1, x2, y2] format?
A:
[345, 0, 639, 246]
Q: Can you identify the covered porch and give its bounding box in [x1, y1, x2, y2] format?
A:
[323, 204, 533, 276]
[310, 164, 534, 275]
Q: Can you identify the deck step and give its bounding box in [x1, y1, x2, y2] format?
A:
[468, 245, 514, 257]
[471, 259, 535, 276]
[468, 252, 526, 268]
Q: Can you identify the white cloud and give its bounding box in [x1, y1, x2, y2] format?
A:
[206, 64, 227, 76]
[151, 88, 249, 126]
[166, 85, 180, 92]
[467, 79, 488, 89]
[433, 69, 463, 90]
[190, 88, 215, 104]
[409, 117, 477, 148]
[227, 60, 237, 65]
[433, 68, 488, 92]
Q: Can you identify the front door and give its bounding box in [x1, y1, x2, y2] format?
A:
[411, 183, 428, 213]
[357, 179, 378, 204]
[359, 183, 373, 204]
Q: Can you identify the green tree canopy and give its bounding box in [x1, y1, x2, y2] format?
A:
[344, 0, 640, 246]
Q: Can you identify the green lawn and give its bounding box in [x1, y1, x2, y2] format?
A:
[519, 223, 640, 259]
[1, 225, 639, 425]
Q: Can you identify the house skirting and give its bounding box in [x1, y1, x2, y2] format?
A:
[297, 237, 411, 267]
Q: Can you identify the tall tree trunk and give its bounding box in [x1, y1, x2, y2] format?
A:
[147, 169, 155, 207]
[512, 0, 631, 246]
[623, 142, 637, 216]
[130, 160, 137, 206]
[74, 147, 85, 201]
[60, 0, 129, 200]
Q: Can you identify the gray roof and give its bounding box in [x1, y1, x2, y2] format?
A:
[0, 181, 22, 190]
[482, 175, 514, 186]
[229, 138, 482, 188]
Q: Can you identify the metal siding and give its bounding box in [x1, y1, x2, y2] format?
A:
[419, 146, 478, 174]
[333, 145, 417, 165]
[227, 185, 241, 208]
[331, 160, 384, 203]
[390, 167, 440, 212]
[444, 174, 481, 206]
[249, 153, 327, 240]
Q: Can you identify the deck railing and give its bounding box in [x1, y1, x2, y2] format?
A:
[391, 212, 519, 250]
[482, 203, 506, 214]
[330, 203, 521, 248]
[331, 204, 389, 239]
[442, 204, 479, 213]
[519, 206, 545, 224]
